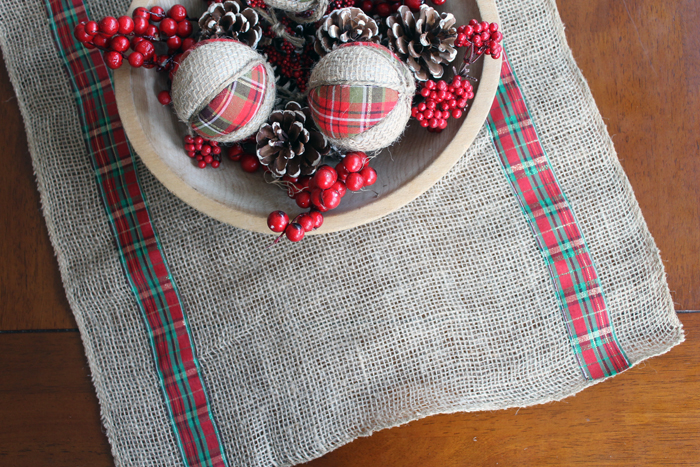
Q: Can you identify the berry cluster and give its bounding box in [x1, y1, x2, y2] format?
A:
[262, 20, 316, 93]
[455, 20, 502, 60]
[267, 210, 324, 242]
[412, 75, 474, 132]
[328, 0, 356, 13]
[183, 135, 222, 168]
[246, 0, 269, 9]
[359, 0, 441, 16]
[73, 4, 195, 70]
[227, 144, 262, 173]
[267, 152, 377, 242]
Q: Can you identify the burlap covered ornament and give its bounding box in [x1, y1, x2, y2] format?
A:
[171, 39, 276, 143]
[307, 42, 416, 152]
[264, 0, 329, 23]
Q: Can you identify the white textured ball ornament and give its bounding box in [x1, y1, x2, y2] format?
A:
[307, 42, 416, 152]
[171, 39, 276, 143]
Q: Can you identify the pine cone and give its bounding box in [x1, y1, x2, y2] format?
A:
[198, 0, 263, 48]
[256, 101, 331, 178]
[314, 7, 379, 57]
[385, 5, 457, 81]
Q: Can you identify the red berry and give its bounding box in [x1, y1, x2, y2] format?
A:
[93, 34, 108, 48]
[110, 35, 130, 52]
[194, 136, 204, 145]
[73, 23, 93, 42]
[149, 6, 165, 21]
[117, 16, 134, 35]
[181, 37, 196, 51]
[489, 22, 499, 32]
[343, 152, 365, 172]
[322, 189, 341, 210]
[211, 161, 220, 168]
[240, 153, 260, 172]
[128, 51, 144, 67]
[85, 21, 99, 35]
[425, 80, 436, 90]
[177, 20, 193, 38]
[184, 135, 194, 144]
[157, 90, 171, 105]
[375, 2, 391, 17]
[452, 108, 463, 119]
[335, 162, 349, 182]
[296, 191, 311, 209]
[310, 188, 326, 211]
[431, 0, 446, 4]
[103, 51, 123, 69]
[267, 210, 289, 232]
[184, 143, 195, 152]
[158, 17, 176, 36]
[309, 211, 324, 229]
[99, 16, 119, 36]
[360, 166, 377, 186]
[200, 145, 212, 155]
[227, 145, 243, 161]
[198, 161, 207, 168]
[332, 181, 347, 197]
[420, 87, 431, 98]
[135, 40, 155, 59]
[417, 102, 427, 112]
[285, 223, 305, 242]
[297, 213, 315, 232]
[439, 118, 448, 129]
[168, 4, 188, 22]
[133, 17, 148, 35]
[345, 172, 364, 191]
[145, 24, 159, 38]
[133, 7, 149, 18]
[390, 2, 402, 12]
[313, 166, 337, 190]
[420, 119, 430, 128]
[360, 0, 373, 14]
[404, 0, 422, 11]
[166, 36, 182, 50]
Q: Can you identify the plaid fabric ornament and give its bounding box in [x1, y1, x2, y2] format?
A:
[308, 85, 399, 139]
[191, 64, 267, 139]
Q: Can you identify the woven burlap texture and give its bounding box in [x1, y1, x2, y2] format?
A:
[171, 39, 276, 143]
[308, 43, 416, 151]
[0, 0, 684, 466]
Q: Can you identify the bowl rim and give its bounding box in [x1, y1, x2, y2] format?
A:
[114, 0, 501, 235]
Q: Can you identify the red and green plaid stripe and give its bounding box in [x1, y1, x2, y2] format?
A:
[308, 84, 398, 138]
[487, 53, 630, 380]
[192, 63, 267, 139]
[45, 1, 230, 465]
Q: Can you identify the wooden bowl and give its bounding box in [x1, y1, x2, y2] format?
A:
[115, 0, 501, 234]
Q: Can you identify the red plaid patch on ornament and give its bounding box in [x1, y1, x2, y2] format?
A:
[191, 64, 267, 138]
[308, 85, 399, 139]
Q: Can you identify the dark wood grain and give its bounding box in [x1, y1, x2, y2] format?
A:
[556, 0, 700, 309]
[0, 0, 698, 466]
[0, 51, 75, 331]
[302, 313, 700, 467]
[0, 332, 112, 467]
[0, 315, 697, 467]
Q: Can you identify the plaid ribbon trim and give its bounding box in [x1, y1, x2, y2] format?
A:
[192, 64, 267, 138]
[486, 53, 630, 380]
[45, 1, 230, 465]
[308, 84, 398, 138]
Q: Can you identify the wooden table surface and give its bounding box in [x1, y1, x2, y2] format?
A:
[1, 0, 699, 465]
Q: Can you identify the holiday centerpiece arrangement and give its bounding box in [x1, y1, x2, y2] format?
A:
[76, 0, 502, 242]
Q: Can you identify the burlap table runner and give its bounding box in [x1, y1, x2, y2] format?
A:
[0, 0, 684, 466]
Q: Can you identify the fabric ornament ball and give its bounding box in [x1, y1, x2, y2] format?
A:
[171, 39, 276, 143]
[265, 0, 329, 22]
[307, 42, 416, 152]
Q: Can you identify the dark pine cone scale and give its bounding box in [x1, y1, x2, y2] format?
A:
[315, 7, 379, 57]
[256, 102, 331, 178]
[198, 0, 263, 48]
[386, 4, 458, 81]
